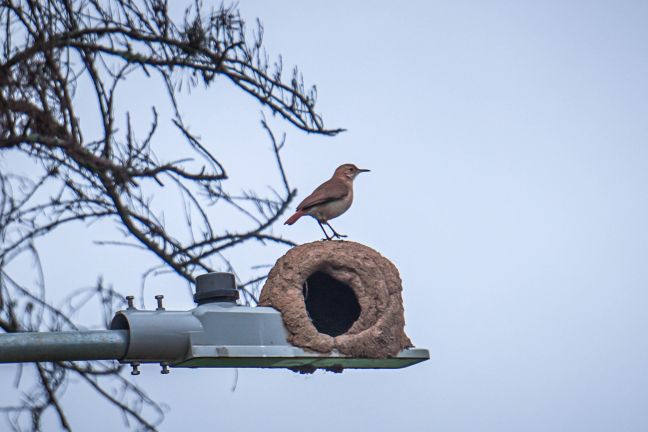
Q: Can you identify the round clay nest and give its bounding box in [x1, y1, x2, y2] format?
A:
[258, 241, 412, 358]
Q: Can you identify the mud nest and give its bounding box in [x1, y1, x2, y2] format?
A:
[259, 241, 412, 358]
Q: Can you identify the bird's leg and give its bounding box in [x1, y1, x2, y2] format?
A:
[318, 221, 332, 241]
[325, 222, 347, 239]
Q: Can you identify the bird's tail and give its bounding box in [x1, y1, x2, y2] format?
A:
[284, 210, 305, 225]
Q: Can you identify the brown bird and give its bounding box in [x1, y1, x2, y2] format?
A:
[284, 163, 370, 240]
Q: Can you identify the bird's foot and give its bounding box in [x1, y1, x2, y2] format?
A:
[324, 222, 347, 240]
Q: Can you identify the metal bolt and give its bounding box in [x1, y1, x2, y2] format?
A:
[130, 362, 141, 376]
[160, 362, 170, 374]
[155, 295, 165, 311]
[126, 295, 135, 310]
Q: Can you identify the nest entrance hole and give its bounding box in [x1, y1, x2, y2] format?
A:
[304, 271, 361, 337]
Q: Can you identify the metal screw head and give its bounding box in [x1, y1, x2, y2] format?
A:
[160, 362, 170, 374]
[154, 294, 165, 311]
[130, 362, 141, 376]
[126, 295, 135, 310]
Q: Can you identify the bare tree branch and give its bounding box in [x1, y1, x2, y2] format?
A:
[0, 0, 342, 429]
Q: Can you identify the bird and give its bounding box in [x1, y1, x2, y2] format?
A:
[284, 163, 370, 240]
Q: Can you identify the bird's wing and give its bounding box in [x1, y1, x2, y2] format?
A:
[296, 178, 349, 210]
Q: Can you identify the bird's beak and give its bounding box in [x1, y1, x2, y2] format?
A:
[358, 168, 371, 173]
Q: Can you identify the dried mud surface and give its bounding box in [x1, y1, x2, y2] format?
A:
[259, 241, 412, 358]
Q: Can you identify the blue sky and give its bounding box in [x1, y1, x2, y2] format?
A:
[2, 1, 648, 430]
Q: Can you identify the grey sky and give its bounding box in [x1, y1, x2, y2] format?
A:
[2, 0, 648, 430]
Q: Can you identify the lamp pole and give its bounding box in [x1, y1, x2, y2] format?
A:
[0, 330, 128, 363]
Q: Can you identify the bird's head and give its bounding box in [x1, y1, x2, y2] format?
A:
[334, 163, 370, 181]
